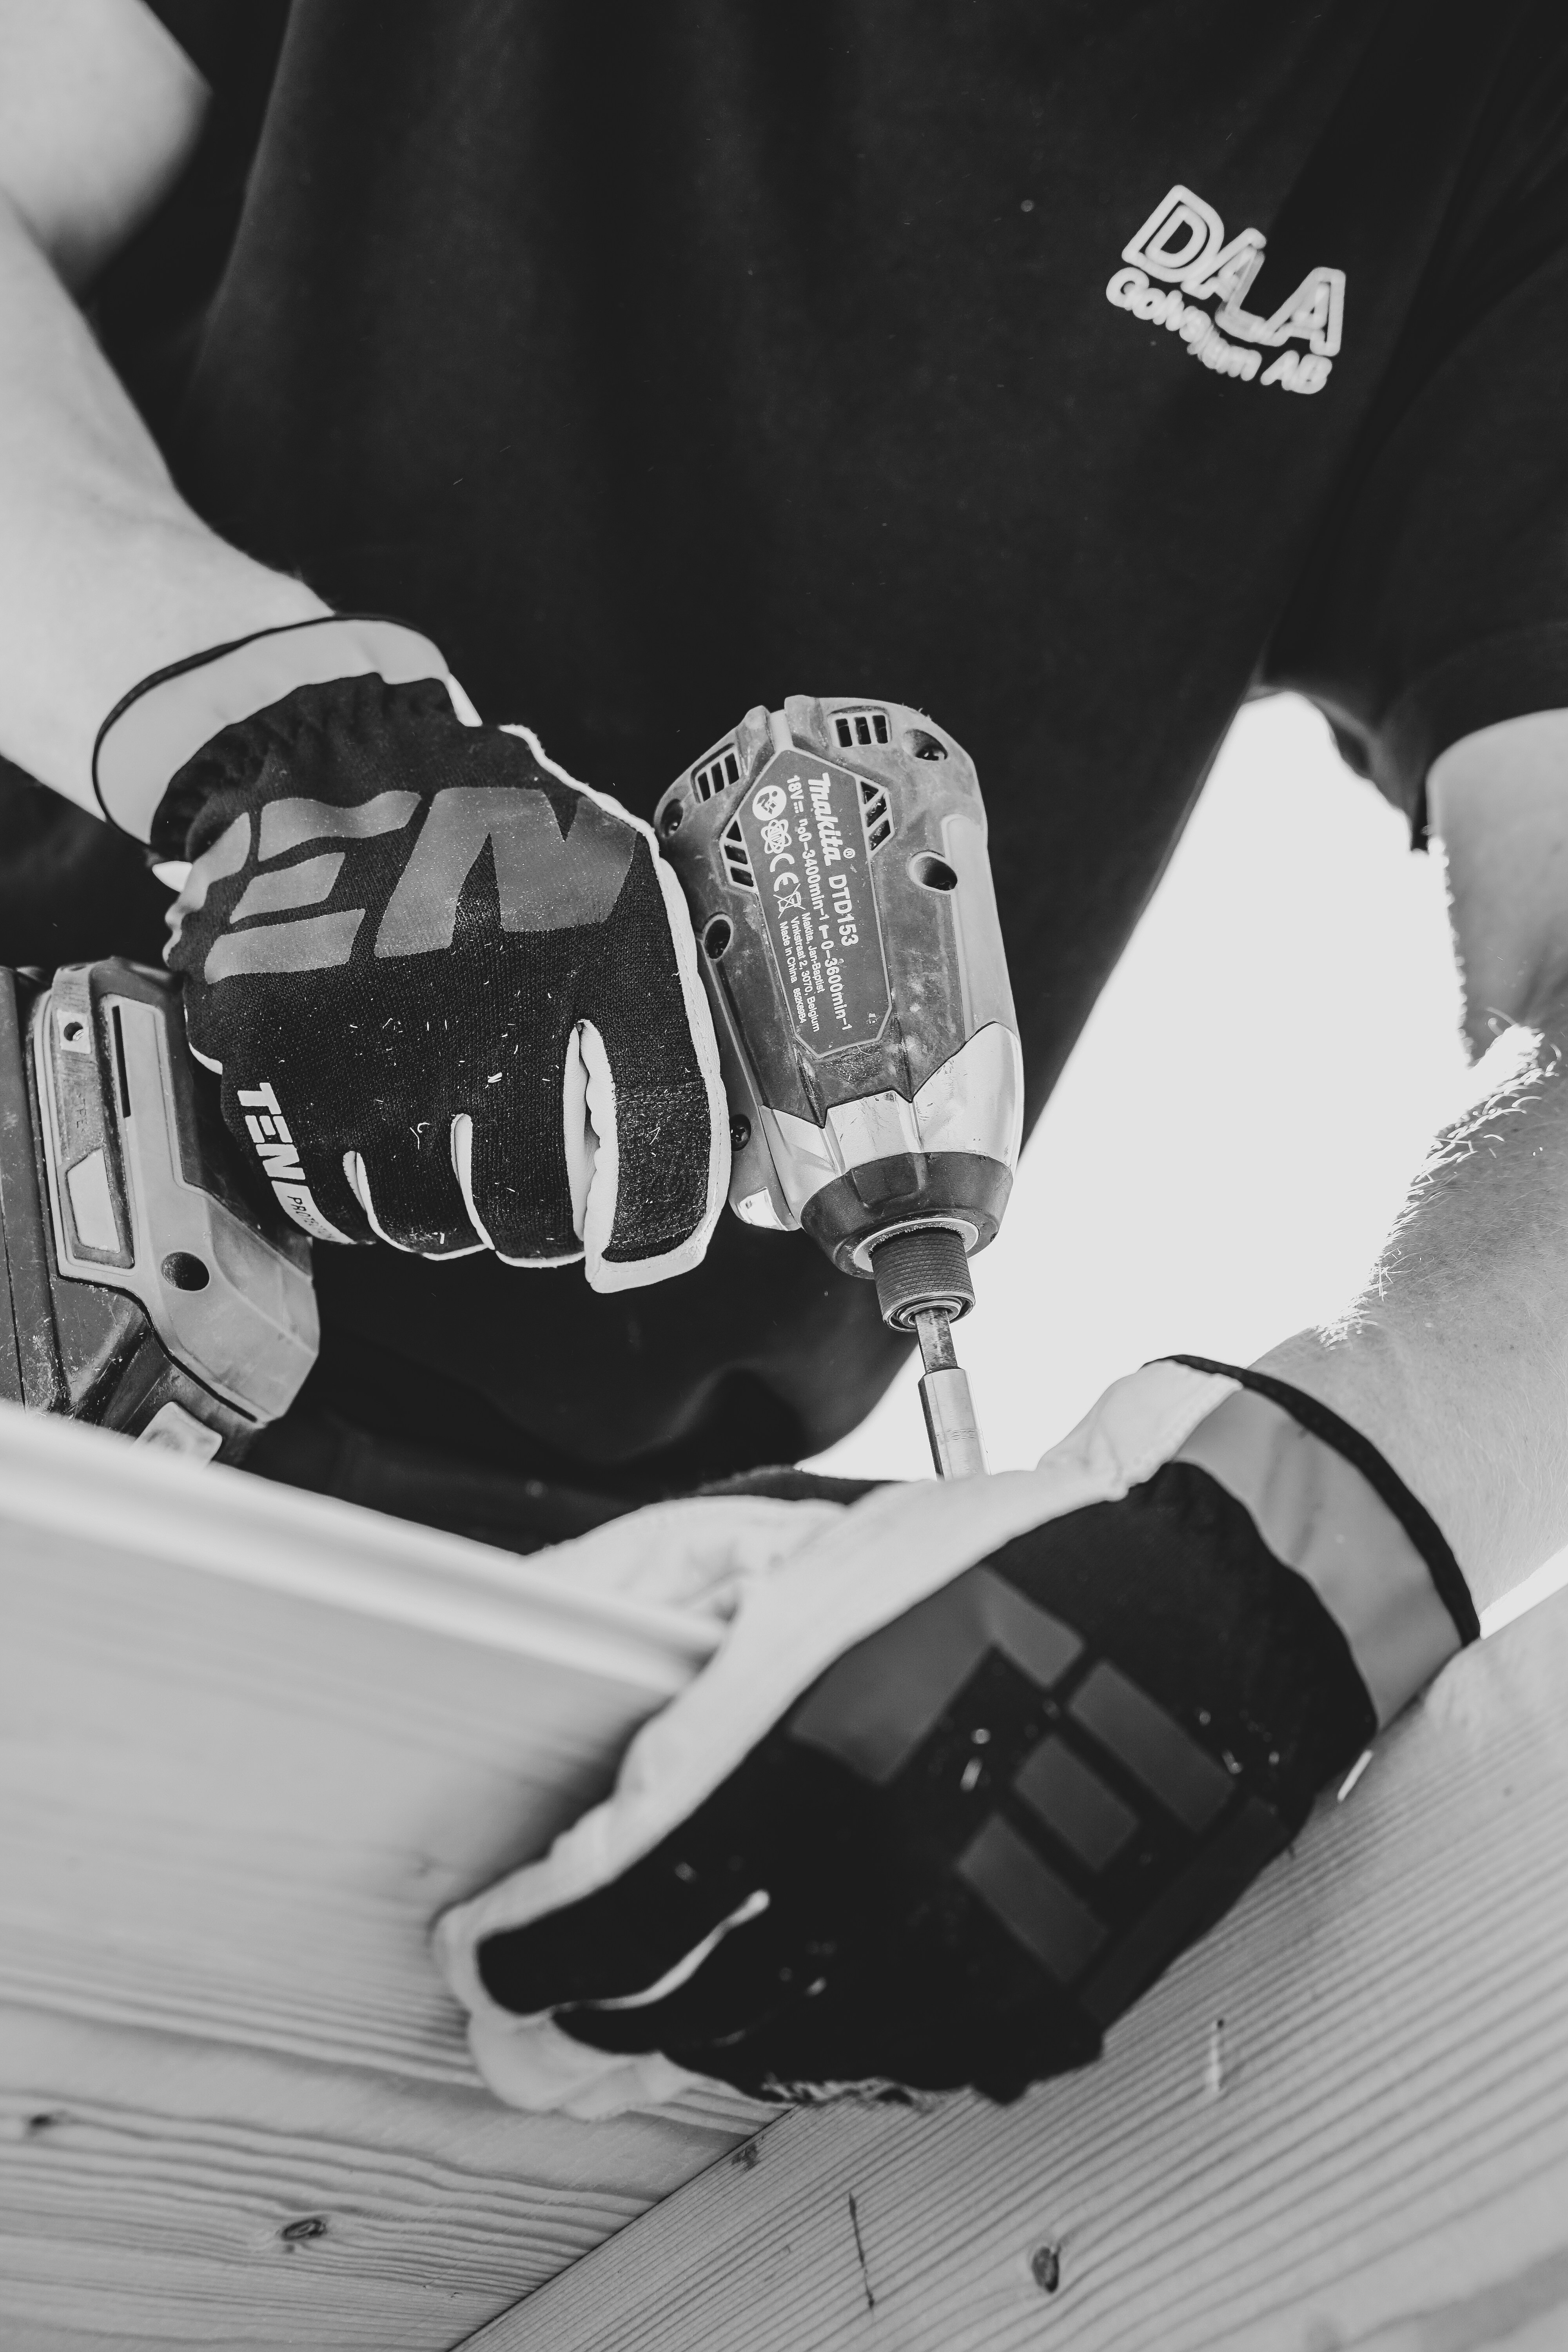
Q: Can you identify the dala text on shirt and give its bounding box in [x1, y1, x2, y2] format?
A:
[1107, 183, 1345, 395]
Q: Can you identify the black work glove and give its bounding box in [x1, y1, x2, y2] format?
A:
[436, 1358, 1476, 2115]
[94, 619, 726, 1282]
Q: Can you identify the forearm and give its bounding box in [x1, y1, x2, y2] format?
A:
[0, 191, 327, 813]
[1257, 997, 1568, 1615]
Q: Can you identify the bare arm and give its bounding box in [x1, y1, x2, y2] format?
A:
[0, 0, 327, 817]
[1257, 708, 1568, 1616]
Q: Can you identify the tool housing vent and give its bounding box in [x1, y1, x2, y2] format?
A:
[859, 778, 893, 850]
[720, 820, 756, 891]
[833, 708, 890, 750]
[692, 744, 741, 802]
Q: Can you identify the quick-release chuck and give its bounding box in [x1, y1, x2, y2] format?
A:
[869, 1224, 986, 1478]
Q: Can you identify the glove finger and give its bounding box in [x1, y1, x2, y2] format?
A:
[344, 1125, 484, 1256]
[474, 1844, 768, 2022]
[553, 1883, 788, 2055]
[562, 1023, 593, 1244]
[580, 851, 728, 1294]
[163, 811, 255, 972]
[455, 1095, 581, 1265]
[579, 1025, 723, 1291]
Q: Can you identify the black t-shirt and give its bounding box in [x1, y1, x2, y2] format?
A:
[74, 0, 1568, 1483]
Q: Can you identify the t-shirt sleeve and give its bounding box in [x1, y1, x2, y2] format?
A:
[89, 3, 290, 431]
[138, 2, 288, 103]
[1263, 165, 1568, 838]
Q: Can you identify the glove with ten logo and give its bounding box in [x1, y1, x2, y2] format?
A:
[94, 617, 728, 1283]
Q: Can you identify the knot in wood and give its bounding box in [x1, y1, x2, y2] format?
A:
[1030, 2241, 1062, 2293]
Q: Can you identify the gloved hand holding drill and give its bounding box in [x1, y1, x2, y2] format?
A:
[93, 615, 728, 1284]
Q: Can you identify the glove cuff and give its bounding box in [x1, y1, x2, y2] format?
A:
[93, 614, 465, 846]
[1164, 1354, 1479, 1724]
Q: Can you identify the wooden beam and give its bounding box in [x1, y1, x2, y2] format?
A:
[462, 1586, 1568, 2352]
[0, 1403, 763, 2349]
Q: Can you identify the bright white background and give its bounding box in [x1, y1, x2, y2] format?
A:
[809, 692, 1566, 1632]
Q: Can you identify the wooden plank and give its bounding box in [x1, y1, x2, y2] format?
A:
[0, 1401, 764, 2350]
[463, 1586, 1568, 2352]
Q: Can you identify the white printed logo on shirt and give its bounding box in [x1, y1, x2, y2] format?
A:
[1107, 184, 1345, 395]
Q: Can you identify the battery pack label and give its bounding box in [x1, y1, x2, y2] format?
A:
[735, 747, 891, 1054]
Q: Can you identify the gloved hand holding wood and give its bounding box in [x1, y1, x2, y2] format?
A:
[93, 617, 727, 1283]
[436, 1357, 1477, 2117]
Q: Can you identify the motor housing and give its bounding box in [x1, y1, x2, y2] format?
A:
[654, 696, 1022, 1288]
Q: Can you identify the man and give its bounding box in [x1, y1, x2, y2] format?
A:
[2, 0, 1565, 2112]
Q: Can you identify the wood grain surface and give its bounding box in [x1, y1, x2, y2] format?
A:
[0, 1404, 760, 2351]
[463, 1586, 1568, 2352]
